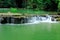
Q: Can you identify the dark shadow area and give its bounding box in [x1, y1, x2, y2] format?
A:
[16, 0, 23, 8]
[0, 0, 26, 8]
[44, 0, 59, 11]
[1, 17, 28, 24]
[1, 17, 7, 24]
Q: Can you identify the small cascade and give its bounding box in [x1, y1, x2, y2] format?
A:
[28, 16, 38, 23]
[0, 17, 3, 24]
[27, 15, 57, 23]
[11, 17, 14, 24]
[0, 15, 58, 24]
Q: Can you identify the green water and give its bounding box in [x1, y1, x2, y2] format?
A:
[0, 23, 60, 40]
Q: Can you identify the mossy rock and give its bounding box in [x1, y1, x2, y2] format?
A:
[56, 18, 60, 21]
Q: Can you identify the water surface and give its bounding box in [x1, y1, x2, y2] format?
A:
[0, 23, 60, 40]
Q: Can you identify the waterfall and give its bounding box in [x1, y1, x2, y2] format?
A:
[0, 17, 3, 24]
[0, 15, 58, 24]
[27, 15, 57, 23]
[11, 17, 14, 24]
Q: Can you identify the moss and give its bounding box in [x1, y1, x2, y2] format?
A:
[10, 8, 18, 13]
[56, 18, 60, 21]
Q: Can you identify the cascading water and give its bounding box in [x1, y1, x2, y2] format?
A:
[0, 15, 58, 24]
[27, 15, 57, 24]
[0, 17, 3, 24]
[28, 16, 40, 23]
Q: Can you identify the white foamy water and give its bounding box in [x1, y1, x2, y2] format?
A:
[0, 15, 58, 25]
[27, 15, 58, 24]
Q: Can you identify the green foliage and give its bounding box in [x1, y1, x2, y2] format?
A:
[0, 0, 16, 7]
[0, 0, 59, 11]
[10, 8, 18, 13]
[27, 0, 58, 11]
